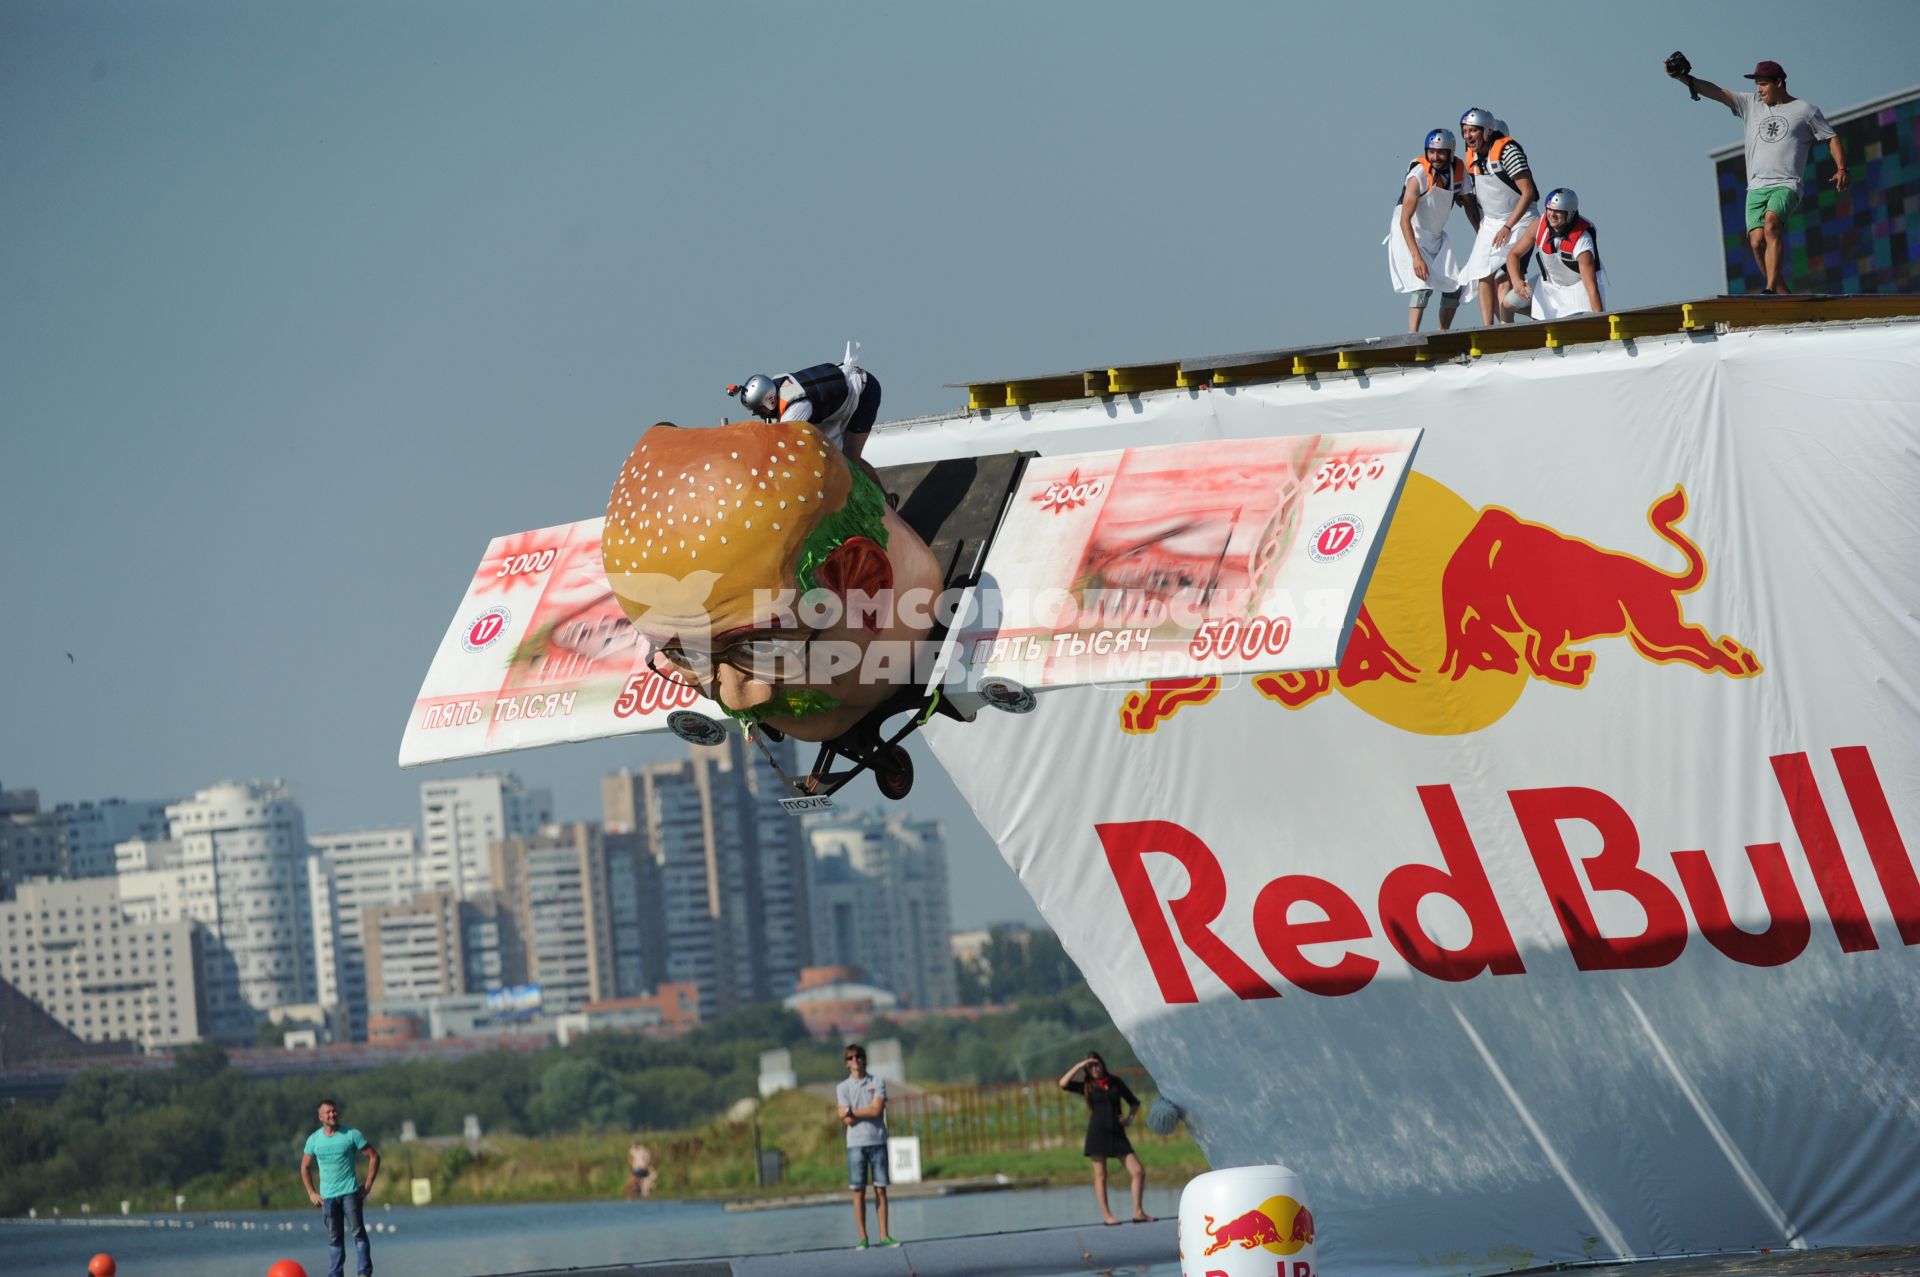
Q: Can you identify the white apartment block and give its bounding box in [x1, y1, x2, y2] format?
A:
[809, 811, 958, 1010]
[161, 780, 316, 1042]
[419, 774, 551, 901]
[0, 878, 204, 1051]
[56, 797, 172, 878]
[308, 827, 421, 1039]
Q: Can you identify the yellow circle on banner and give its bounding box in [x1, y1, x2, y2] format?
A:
[1338, 472, 1526, 735]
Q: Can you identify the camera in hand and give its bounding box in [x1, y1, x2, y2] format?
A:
[1664, 51, 1698, 99]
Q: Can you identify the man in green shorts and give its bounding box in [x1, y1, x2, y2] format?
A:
[1664, 55, 1850, 294]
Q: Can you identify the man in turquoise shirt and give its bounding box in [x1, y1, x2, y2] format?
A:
[300, 1097, 380, 1277]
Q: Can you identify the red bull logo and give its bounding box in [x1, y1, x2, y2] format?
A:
[1123, 475, 1760, 736]
[1199, 1195, 1315, 1262]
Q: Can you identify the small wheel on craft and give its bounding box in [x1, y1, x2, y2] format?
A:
[873, 744, 914, 801]
[667, 711, 729, 747]
[979, 677, 1037, 714]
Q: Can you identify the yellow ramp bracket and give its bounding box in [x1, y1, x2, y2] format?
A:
[1002, 375, 1087, 408]
[1105, 363, 1182, 396]
[1464, 325, 1546, 358]
[1543, 315, 1615, 350]
[1684, 293, 1920, 331]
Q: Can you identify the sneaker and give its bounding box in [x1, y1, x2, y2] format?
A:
[855, 1238, 869, 1249]
[878, 1237, 901, 1247]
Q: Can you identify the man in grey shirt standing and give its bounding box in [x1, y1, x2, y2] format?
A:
[1664, 55, 1849, 294]
[836, 1042, 898, 1249]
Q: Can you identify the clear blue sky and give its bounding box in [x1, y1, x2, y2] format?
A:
[4, 0, 1914, 927]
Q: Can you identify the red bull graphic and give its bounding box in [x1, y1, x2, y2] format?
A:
[1200, 1196, 1315, 1258]
[1122, 476, 1759, 736]
[1101, 743, 1920, 1003]
[1438, 485, 1760, 687]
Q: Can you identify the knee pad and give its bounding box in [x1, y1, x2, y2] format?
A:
[1442, 287, 1467, 307]
[1409, 288, 1433, 310]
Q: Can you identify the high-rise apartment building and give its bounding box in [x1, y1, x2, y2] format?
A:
[808, 811, 957, 1010]
[491, 822, 615, 1015]
[161, 781, 316, 1042]
[364, 890, 519, 1005]
[604, 828, 667, 999]
[56, 797, 173, 878]
[307, 828, 421, 1040]
[605, 737, 811, 1019]
[0, 878, 205, 1051]
[419, 774, 552, 901]
[1, 784, 68, 897]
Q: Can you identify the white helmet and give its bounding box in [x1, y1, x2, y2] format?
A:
[1493, 118, 1509, 136]
[1544, 187, 1579, 215]
[730, 374, 780, 419]
[1460, 107, 1496, 131]
[1424, 128, 1457, 153]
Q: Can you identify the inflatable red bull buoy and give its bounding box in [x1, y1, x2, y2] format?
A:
[267, 1260, 309, 1277]
[87, 1255, 116, 1277]
[1180, 1164, 1316, 1277]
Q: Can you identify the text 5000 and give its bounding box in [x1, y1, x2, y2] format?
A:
[497, 549, 558, 577]
[1312, 457, 1387, 493]
[613, 673, 702, 718]
[1189, 616, 1292, 661]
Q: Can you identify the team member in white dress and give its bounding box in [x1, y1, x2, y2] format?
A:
[1504, 188, 1606, 320]
[1384, 128, 1480, 333]
[1457, 108, 1539, 325]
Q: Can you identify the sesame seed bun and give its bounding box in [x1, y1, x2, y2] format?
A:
[603, 420, 852, 637]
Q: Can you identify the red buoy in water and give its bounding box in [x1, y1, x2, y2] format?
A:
[267, 1261, 308, 1277]
[87, 1255, 116, 1277]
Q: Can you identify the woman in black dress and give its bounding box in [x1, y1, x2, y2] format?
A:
[1058, 1052, 1151, 1224]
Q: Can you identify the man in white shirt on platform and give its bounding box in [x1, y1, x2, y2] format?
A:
[1663, 54, 1849, 294]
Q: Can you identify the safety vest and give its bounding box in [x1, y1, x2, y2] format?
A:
[1535, 216, 1600, 285]
[1393, 154, 1467, 205]
[779, 362, 852, 423]
[1469, 136, 1522, 193]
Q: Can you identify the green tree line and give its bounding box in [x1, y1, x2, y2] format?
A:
[0, 985, 1137, 1216]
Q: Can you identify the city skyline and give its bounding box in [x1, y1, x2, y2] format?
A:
[8, 3, 1908, 934]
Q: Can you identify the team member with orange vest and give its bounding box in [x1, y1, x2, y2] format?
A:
[1503, 188, 1606, 320]
[1456, 108, 1539, 325]
[1383, 129, 1481, 334]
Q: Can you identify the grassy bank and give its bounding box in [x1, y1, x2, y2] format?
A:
[57, 1088, 1209, 1214]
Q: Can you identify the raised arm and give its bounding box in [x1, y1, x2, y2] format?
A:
[1058, 1057, 1091, 1089]
[1664, 58, 1736, 110]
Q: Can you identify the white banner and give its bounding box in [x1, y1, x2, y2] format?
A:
[879, 322, 1920, 1273]
[971, 431, 1420, 688]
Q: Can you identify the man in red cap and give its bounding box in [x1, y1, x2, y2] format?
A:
[1663, 55, 1849, 294]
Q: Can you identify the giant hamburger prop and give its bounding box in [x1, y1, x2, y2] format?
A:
[603, 420, 943, 742]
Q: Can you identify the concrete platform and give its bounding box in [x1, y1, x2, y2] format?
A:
[498, 1217, 1176, 1276]
[498, 1237, 1920, 1277]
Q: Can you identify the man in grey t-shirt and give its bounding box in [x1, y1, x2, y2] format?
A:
[1664, 56, 1849, 294]
[835, 1043, 897, 1249]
